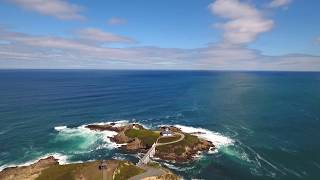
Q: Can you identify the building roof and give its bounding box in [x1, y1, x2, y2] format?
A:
[161, 128, 173, 134]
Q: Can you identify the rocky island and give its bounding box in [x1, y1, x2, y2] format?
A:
[86, 122, 215, 162]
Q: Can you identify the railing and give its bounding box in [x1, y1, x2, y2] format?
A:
[137, 143, 156, 166]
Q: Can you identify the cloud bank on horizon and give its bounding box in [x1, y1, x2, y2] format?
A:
[0, 0, 319, 71]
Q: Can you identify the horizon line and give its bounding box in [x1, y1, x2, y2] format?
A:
[0, 68, 319, 73]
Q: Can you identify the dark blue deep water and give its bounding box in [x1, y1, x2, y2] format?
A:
[0, 70, 320, 179]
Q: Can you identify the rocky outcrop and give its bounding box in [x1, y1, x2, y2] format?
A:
[86, 123, 145, 133]
[86, 124, 124, 132]
[156, 139, 214, 162]
[111, 131, 131, 144]
[0, 156, 59, 180]
[124, 137, 145, 151]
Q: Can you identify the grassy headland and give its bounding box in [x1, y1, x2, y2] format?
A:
[113, 161, 145, 180]
[125, 129, 160, 147]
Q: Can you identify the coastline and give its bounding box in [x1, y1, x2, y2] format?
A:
[0, 120, 234, 179]
[0, 156, 179, 180]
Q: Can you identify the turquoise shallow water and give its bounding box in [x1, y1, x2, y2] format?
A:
[0, 70, 320, 179]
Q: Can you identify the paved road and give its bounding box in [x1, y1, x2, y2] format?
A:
[129, 165, 167, 180]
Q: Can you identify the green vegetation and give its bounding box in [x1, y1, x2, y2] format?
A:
[157, 133, 199, 155]
[157, 134, 181, 143]
[36, 161, 102, 180]
[174, 147, 185, 155]
[125, 129, 160, 146]
[114, 161, 145, 180]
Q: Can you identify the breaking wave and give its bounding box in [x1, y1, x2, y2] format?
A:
[0, 153, 67, 171]
[173, 125, 234, 152]
[53, 123, 119, 150]
[0, 120, 236, 174]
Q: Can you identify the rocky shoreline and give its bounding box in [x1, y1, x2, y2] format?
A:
[0, 156, 59, 180]
[0, 122, 214, 179]
[86, 123, 215, 162]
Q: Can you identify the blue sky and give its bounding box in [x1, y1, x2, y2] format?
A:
[0, 0, 319, 71]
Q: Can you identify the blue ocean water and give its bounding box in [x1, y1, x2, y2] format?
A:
[0, 70, 320, 179]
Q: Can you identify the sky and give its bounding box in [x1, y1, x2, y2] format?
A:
[0, 0, 319, 71]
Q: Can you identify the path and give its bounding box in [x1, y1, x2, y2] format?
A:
[137, 132, 185, 166]
[105, 161, 118, 180]
[156, 132, 185, 146]
[137, 143, 156, 166]
[129, 165, 167, 180]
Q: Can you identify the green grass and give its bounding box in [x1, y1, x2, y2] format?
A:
[176, 133, 199, 146]
[157, 135, 181, 143]
[125, 129, 160, 147]
[36, 162, 102, 180]
[36, 164, 78, 180]
[114, 162, 145, 180]
[156, 133, 200, 155]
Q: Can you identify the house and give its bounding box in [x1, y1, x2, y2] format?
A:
[160, 128, 173, 137]
[132, 123, 139, 130]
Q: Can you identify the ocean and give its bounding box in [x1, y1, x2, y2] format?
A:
[0, 70, 319, 180]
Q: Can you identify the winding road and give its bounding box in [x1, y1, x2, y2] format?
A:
[156, 132, 185, 146]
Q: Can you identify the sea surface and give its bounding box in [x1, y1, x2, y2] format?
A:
[0, 70, 320, 180]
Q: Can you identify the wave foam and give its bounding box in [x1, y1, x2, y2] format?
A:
[162, 162, 195, 172]
[0, 153, 68, 172]
[54, 126, 67, 131]
[89, 120, 130, 127]
[174, 125, 234, 149]
[54, 124, 119, 150]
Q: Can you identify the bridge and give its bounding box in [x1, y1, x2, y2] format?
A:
[136, 132, 184, 167]
[137, 143, 156, 167]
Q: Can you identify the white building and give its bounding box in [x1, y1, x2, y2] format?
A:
[160, 128, 173, 137]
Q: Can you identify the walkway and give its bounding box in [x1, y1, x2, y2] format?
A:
[137, 143, 157, 166]
[137, 132, 185, 166]
[156, 132, 185, 146]
[129, 165, 167, 180]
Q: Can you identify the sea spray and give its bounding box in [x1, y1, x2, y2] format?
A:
[0, 153, 68, 171]
[54, 124, 119, 150]
[174, 125, 234, 149]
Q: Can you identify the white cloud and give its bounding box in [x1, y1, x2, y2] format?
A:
[107, 17, 127, 25]
[0, 27, 319, 71]
[0, 1, 317, 71]
[11, 0, 85, 20]
[269, 0, 292, 8]
[0, 27, 143, 62]
[209, 0, 274, 45]
[76, 28, 136, 43]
